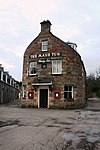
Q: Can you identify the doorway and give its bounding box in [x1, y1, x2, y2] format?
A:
[39, 89, 48, 108]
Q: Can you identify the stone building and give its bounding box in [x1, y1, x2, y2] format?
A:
[21, 20, 87, 108]
[0, 64, 20, 104]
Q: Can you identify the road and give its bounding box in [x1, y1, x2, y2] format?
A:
[0, 98, 100, 150]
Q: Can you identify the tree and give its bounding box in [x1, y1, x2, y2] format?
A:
[87, 69, 100, 98]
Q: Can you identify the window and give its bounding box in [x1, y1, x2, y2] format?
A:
[41, 40, 48, 51]
[52, 60, 62, 74]
[22, 85, 26, 98]
[7, 77, 10, 84]
[0, 71, 1, 80]
[64, 85, 73, 99]
[3, 74, 6, 82]
[0, 71, 3, 81]
[29, 62, 37, 75]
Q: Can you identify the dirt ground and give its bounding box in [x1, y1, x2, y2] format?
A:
[0, 98, 100, 150]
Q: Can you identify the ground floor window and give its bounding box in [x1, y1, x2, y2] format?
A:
[64, 85, 73, 99]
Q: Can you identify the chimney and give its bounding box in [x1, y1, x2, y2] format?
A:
[40, 20, 52, 33]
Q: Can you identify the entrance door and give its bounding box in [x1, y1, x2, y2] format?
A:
[40, 89, 48, 108]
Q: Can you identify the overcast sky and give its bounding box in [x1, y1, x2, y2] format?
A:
[0, 0, 100, 81]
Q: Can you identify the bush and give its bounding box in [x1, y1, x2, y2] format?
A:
[96, 89, 100, 98]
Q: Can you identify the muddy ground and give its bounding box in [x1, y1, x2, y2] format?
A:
[0, 98, 100, 150]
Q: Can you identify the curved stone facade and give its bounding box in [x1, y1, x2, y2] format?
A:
[22, 20, 87, 108]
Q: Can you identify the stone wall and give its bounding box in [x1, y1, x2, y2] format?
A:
[21, 20, 87, 109]
[0, 81, 18, 104]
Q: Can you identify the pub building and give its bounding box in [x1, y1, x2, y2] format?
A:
[21, 20, 87, 108]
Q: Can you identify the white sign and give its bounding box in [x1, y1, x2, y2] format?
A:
[30, 53, 61, 59]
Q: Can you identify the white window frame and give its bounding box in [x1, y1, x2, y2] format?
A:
[0, 71, 1, 80]
[64, 85, 73, 99]
[41, 40, 48, 51]
[52, 60, 62, 74]
[29, 62, 37, 75]
[22, 85, 26, 98]
[1, 71, 3, 81]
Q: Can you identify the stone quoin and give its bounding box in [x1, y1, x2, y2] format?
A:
[21, 20, 87, 108]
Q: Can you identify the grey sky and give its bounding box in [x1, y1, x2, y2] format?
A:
[0, 0, 100, 80]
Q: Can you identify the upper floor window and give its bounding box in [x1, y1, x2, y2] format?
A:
[0, 71, 1, 80]
[41, 40, 48, 51]
[64, 85, 73, 99]
[29, 62, 37, 75]
[7, 77, 10, 84]
[52, 60, 62, 74]
[3, 74, 6, 82]
[0, 71, 3, 81]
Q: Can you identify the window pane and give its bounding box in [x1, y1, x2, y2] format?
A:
[69, 86, 72, 91]
[58, 60, 62, 73]
[0, 71, 1, 80]
[69, 92, 72, 98]
[64, 92, 67, 98]
[42, 45, 47, 50]
[30, 62, 37, 67]
[57, 63, 61, 73]
[30, 67, 36, 74]
[53, 61, 57, 66]
[43, 41, 48, 45]
[29, 62, 37, 75]
[57, 60, 61, 65]
[42, 41, 48, 51]
[52, 60, 62, 74]
[30, 62, 36, 68]
[64, 86, 68, 91]
[64, 86, 73, 99]
[53, 65, 57, 73]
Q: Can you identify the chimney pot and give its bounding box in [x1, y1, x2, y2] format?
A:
[40, 20, 52, 33]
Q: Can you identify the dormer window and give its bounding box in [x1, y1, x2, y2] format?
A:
[41, 40, 48, 51]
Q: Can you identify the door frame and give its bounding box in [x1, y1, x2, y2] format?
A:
[38, 86, 49, 108]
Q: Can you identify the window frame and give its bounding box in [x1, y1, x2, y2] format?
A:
[0, 71, 1, 80]
[22, 85, 26, 98]
[64, 85, 73, 99]
[41, 40, 48, 52]
[52, 60, 62, 75]
[29, 61, 37, 76]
